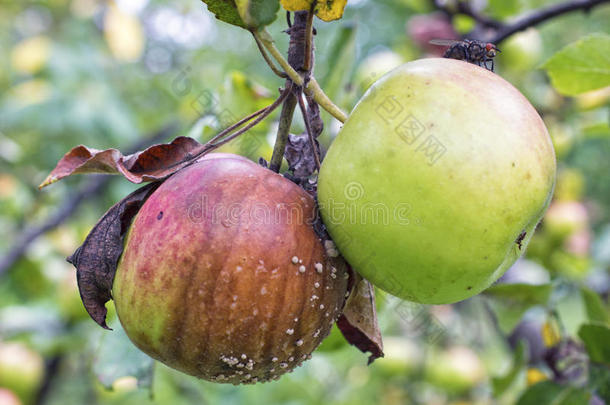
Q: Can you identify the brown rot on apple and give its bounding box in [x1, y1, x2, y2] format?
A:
[112, 153, 350, 384]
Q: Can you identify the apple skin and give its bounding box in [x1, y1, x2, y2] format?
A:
[113, 154, 348, 384]
[318, 58, 556, 304]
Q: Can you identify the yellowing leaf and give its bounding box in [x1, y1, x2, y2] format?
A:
[11, 36, 51, 74]
[316, 0, 347, 21]
[541, 319, 561, 347]
[526, 368, 548, 386]
[104, 3, 144, 62]
[280, 0, 347, 22]
[280, 0, 310, 11]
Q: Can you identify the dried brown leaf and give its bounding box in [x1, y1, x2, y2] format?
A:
[336, 275, 384, 364]
[67, 182, 161, 329]
[40, 137, 205, 188]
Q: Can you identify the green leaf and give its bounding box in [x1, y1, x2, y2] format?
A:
[589, 363, 610, 403]
[542, 33, 610, 96]
[484, 283, 552, 333]
[581, 287, 610, 325]
[583, 123, 610, 139]
[321, 22, 357, 100]
[93, 319, 154, 389]
[492, 341, 528, 397]
[578, 323, 610, 364]
[200, 0, 247, 29]
[235, 0, 279, 29]
[517, 381, 590, 405]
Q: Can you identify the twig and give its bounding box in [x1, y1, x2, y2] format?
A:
[434, 0, 502, 29]
[208, 87, 290, 149]
[269, 92, 297, 172]
[269, 11, 314, 173]
[0, 124, 178, 277]
[303, 1, 316, 73]
[489, 0, 610, 43]
[206, 103, 272, 145]
[254, 29, 348, 123]
[251, 31, 287, 78]
[297, 92, 321, 170]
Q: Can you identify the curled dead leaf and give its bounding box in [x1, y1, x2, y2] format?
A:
[40, 137, 205, 188]
[336, 274, 384, 364]
[68, 182, 161, 329]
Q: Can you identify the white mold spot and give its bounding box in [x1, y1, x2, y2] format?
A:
[291, 256, 299, 264]
[286, 328, 294, 335]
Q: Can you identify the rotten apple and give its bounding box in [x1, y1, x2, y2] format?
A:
[112, 153, 349, 384]
[318, 58, 556, 304]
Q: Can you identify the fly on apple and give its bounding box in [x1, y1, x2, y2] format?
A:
[430, 39, 501, 71]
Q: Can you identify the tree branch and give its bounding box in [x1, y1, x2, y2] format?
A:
[0, 124, 178, 277]
[489, 0, 610, 43]
[269, 93, 297, 172]
[433, 0, 503, 29]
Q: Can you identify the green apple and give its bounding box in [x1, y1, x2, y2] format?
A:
[318, 58, 556, 304]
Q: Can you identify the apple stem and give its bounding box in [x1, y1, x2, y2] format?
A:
[269, 11, 314, 173]
[269, 93, 298, 172]
[251, 31, 288, 79]
[296, 92, 321, 170]
[254, 30, 348, 124]
[302, 1, 316, 74]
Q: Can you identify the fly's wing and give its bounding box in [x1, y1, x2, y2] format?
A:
[429, 39, 461, 46]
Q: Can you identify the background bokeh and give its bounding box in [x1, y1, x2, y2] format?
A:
[1, 0, 609, 404]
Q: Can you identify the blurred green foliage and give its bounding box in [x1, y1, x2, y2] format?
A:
[1, 1, 610, 404]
